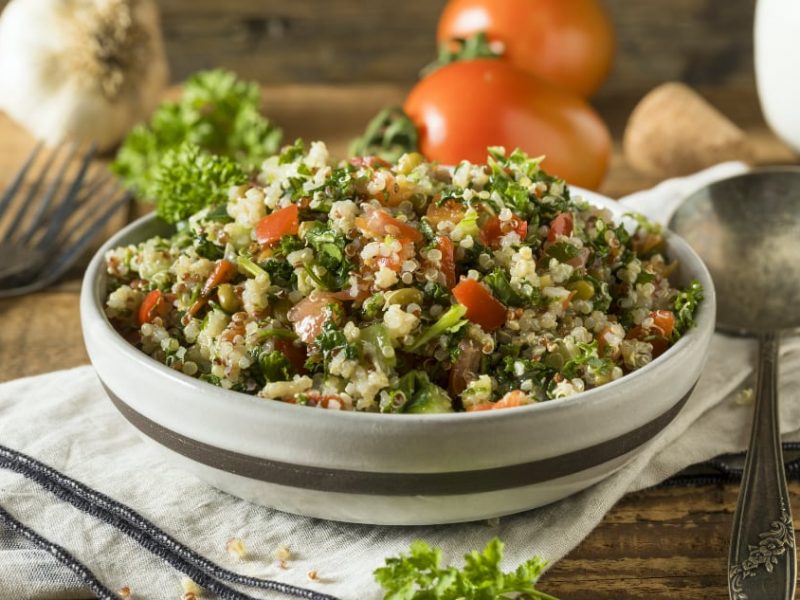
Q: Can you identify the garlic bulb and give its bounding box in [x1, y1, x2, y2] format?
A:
[0, 0, 169, 152]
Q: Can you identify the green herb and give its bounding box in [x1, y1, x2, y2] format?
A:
[113, 69, 282, 199]
[349, 106, 419, 163]
[236, 255, 269, 279]
[303, 222, 356, 291]
[483, 269, 539, 308]
[422, 281, 451, 305]
[111, 70, 281, 200]
[150, 143, 246, 224]
[274, 235, 304, 259]
[421, 32, 502, 77]
[192, 235, 224, 260]
[546, 242, 581, 262]
[418, 218, 437, 242]
[362, 293, 386, 321]
[316, 316, 360, 368]
[374, 537, 557, 600]
[672, 280, 704, 340]
[262, 259, 295, 288]
[408, 304, 468, 352]
[560, 341, 613, 380]
[396, 371, 453, 414]
[496, 355, 553, 396]
[258, 351, 293, 382]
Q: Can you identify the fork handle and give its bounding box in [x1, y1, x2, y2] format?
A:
[728, 331, 796, 600]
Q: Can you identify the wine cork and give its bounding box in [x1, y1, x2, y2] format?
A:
[623, 82, 753, 178]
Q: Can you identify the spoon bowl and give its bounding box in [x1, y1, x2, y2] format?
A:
[670, 168, 800, 334]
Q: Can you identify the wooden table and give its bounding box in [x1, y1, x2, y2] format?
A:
[1, 84, 798, 599]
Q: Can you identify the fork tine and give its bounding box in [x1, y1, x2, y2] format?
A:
[36, 188, 132, 284]
[17, 143, 79, 244]
[0, 142, 43, 229]
[2, 144, 64, 242]
[48, 176, 119, 251]
[31, 145, 96, 247]
[74, 169, 113, 207]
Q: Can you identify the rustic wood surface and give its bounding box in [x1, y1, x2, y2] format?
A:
[1, 84, 799, 598]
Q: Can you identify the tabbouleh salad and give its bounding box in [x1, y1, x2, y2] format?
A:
[104, 142, 703, 413]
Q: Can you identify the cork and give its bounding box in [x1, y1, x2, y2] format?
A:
[623, 82, 753, 178]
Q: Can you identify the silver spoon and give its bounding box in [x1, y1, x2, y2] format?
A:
[670, 168, 800, 600]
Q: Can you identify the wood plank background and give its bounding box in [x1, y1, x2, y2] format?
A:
[0, 0, 758, 98]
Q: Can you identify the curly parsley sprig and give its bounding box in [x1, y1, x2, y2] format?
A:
[113, 69, 282, 217]
[375, 537, 558, 600]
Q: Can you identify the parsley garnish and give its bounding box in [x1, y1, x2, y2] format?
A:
[113, 69, 282, 201]
[150, 143, 246, 224]
[374, 537, 557, 600]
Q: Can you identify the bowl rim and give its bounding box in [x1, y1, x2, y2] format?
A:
[81, 187, 716, 425]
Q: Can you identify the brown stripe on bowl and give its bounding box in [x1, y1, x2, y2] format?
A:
[103, 382, 695, 496]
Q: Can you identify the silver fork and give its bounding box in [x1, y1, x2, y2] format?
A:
[0, 143, 132, 298]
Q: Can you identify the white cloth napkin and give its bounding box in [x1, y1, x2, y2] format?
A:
[3, 162, 800, 600]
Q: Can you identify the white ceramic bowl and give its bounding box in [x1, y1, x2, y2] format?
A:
[80, 191, 715, 525]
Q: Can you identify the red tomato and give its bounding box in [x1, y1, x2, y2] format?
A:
[452, 278, 507, 331]
[255, 205, 299, 246]
[356, 206, 423, 243]
[403, 60, 611, 190]
[548, 212, 574, 242]
[626, 310, 676, 358]
[437, 236, 457, 289]
[650, 310, 676, 338]
[426, 201, 465, 227]
[287, 294, 342, 344]
[466, 389, 532, 412]
[480, 215, 528, 248]
[137, 289, 170, 325]
[437, 0, 615, 97]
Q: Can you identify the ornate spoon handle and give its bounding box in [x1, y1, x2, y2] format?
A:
[728, 331, 796, 600]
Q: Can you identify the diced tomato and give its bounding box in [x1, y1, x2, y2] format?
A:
[426, 200, 465, 227]
[548, 212, 574, 243]
[349, 156, 392, 169]
[479, 216, 528, 248]
[255, 204, 299, 246]
[356, 206, 423, 243]
[138, 289, 170, 325]
[287, 294, 342, 344]
[189, 259, 237, 317]
[650, 310, 676, 338]
[275, 338, 308, 373]
[466, 390, 532, 412]
[626, 310, 675, 358]
[452, 278, 507, 331]
[437, 236, 457, 289]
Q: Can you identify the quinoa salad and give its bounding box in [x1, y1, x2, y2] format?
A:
[104, 142, 703, 413]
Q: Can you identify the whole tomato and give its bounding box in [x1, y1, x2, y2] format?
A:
[403, 59, 611, 189]
[437, 0, 615, 97]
